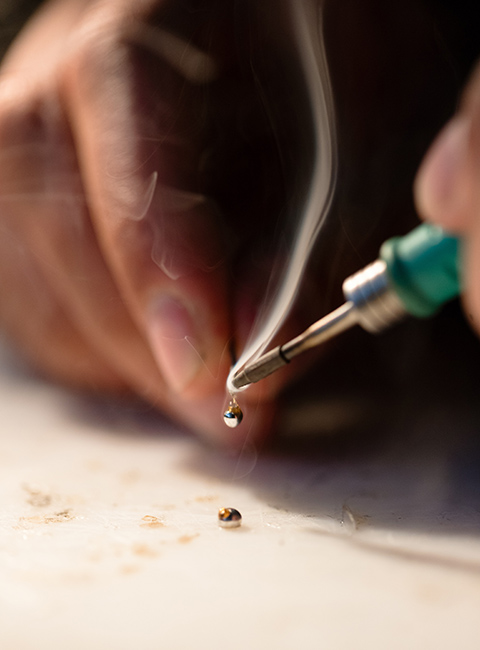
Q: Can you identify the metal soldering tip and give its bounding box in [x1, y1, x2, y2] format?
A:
[231, 302, 358, 390]
[231, 346, 290, 390]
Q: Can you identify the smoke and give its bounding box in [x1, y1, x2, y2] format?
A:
[227, 0, 337, 395]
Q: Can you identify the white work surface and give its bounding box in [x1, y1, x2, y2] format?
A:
[1, 343, 480, 650]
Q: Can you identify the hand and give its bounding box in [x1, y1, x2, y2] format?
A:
[0, 0, 292, 446]
[415, 58, 480, 336]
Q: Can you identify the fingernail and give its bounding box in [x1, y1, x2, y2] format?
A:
[147, 295, 203, 393]
[415, 116, 469, 220]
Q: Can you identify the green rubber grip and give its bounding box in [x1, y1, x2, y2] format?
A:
[380, 223, 461, 318]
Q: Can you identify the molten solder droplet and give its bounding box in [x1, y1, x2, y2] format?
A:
[223, 398, 243, 428]
[218, 507, 242, 528]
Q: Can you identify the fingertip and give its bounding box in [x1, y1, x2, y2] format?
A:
[145, 291, 231, 399]
[146, 294, 204, 392]
[414, 116, 471, 231]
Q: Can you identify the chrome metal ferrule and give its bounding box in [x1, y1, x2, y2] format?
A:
[342, 259, 406, 333]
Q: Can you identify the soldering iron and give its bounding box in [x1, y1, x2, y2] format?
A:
[231, 223, 460, 391]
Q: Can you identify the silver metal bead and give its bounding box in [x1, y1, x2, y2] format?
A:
[218, 507, 242, 528]
[223, 399, 243, 428]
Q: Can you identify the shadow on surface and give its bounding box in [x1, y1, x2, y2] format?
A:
[182, 306, 480, 559]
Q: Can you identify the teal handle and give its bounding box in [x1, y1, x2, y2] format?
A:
[380, 223, 461, 318]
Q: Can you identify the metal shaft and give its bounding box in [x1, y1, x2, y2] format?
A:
[231, 303, 357, 390]
[231, 258, 407, 391]
[281, 302, 357, 359]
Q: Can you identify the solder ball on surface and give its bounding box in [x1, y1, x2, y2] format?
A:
[218, 507, 242, 528]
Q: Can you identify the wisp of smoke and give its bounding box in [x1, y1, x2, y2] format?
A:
[227, 0, 337, 395]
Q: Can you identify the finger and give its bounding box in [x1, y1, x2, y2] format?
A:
[0, 80, 260, 446]
[413, 115, 472, 231]
[62, 5, 232, 400]
[414, 60, 480, 232]
[0, 79, 271, 447]
[0, 221, 126, 393]
[0, 79, 170, 405]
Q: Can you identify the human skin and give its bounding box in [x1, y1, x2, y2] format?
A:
[415, 60, 480, 337]
[0, 0, 299, 446]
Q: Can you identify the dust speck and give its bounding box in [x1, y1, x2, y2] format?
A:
[18, 509, 74, 526]
[120, 564, 140, 575]
[194, 495, 218, 503]
[132, 543, 159, 557]
[341, 505, 370, 531]
[22, 483, 52, 508]
[140, 515, 165, 529]
[178, 534, 199, 545]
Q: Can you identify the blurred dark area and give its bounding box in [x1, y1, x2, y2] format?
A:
[0, 0, 43, 59]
